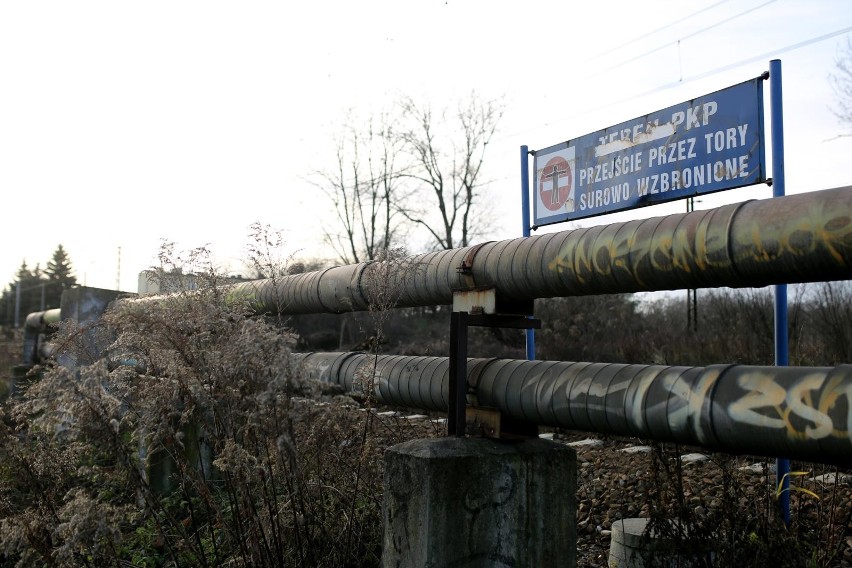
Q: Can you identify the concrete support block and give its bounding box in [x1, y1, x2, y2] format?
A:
[609, 518, 652, 568]
[609, 517, 714, 567]
[382, 437, 577, 568]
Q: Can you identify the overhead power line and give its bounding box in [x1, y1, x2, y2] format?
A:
[588, 0, 734, 62]
[498, 24, 852, 145]
[586, 0, 778, 80]
[682, 25, 852, 84]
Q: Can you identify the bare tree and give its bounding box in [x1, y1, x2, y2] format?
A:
[829, 37, 852, 134]
[397, 92, 504, 250]
[313, 110, 405, 264]
[809, 280, 852, 364]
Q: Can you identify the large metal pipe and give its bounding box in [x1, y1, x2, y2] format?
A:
[22, 308, 61, 366]
[230, 186, 852, 315]
[297, 352, 852, 468]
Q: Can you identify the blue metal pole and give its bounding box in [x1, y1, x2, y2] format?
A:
[521, 146, 531, 240]
[521, 145, 535, 361]
[770, 58, 790, 525]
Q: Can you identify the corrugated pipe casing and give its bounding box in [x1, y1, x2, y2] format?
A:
[227, 187, 852, 315]
[295, 352, 852, 468]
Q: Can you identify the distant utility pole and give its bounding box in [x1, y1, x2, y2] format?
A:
[14, 281, 21, 328]
[116, 246, 122, 291]
[686, 197, 698, 332]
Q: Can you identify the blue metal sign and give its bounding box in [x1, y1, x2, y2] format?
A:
[532, 78, 766, 228]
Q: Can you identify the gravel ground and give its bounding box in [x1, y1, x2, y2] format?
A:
[550, 431, 852, 567]
[307, 357, 852, 567]
[369, 404, 852, 567]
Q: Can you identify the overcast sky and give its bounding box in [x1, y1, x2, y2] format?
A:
[2, 0, 851, 293]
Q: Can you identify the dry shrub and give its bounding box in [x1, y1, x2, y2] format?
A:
[0, 242, 437, 568]
[644, 444, 851, 568]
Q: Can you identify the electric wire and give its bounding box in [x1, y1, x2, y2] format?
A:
[682, 24, 852, 84]
[322, 3, 759, 168]
[316, 9, 852, 240]
[496, 24, 852, 145]
[322, 1, 778, 185]
[588, 0, 734, 62]
[584, 0, 778, 80]
[417, 0, 784, 150]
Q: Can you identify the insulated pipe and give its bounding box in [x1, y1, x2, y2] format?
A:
[22, 308, 61, 366]
[230, 186, 852, 315]
[296, 352, 852, 468]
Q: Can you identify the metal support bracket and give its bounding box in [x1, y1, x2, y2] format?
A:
[447, 290, 541, 438]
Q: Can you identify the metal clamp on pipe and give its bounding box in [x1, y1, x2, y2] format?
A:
[448, 289, 541, 438]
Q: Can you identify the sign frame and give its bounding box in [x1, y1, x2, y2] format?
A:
[532, 77, 767, 229]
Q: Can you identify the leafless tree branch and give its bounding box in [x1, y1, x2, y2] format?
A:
[396, 92, 504, 250]
[829, 36, 852, 135]
[310, 110, 406, 264]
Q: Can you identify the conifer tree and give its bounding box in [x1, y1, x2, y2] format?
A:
[0, 261, 43, 325]
[45, 244, 76, 288]
[43, 245, 77, 310]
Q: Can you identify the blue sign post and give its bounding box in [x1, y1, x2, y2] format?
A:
[520, 145, 536, 362]
[532, 78, 766, 228]
[769, 58, 791, 526]
[521, 69, 791, 525]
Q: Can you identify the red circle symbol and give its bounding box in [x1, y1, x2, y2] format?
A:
[539, 157, 572, 211]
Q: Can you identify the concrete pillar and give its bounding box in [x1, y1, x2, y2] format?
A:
[382, 437, 577, 568]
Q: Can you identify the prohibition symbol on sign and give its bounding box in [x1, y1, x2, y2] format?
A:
[538, 156, 574, 212]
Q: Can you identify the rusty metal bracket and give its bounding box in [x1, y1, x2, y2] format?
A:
[453, 287, 535, 317]
[456, 241, 493, 290]
[457, 241, 492, 274]
[447, 307, 541, 438]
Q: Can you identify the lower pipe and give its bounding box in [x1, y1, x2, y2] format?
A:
[296, 352, 852, 468]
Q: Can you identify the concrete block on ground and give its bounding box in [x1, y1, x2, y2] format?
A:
[609, 518, 652, 568]
[609, 517, 714, 568]
[382, 437, 577, 568]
